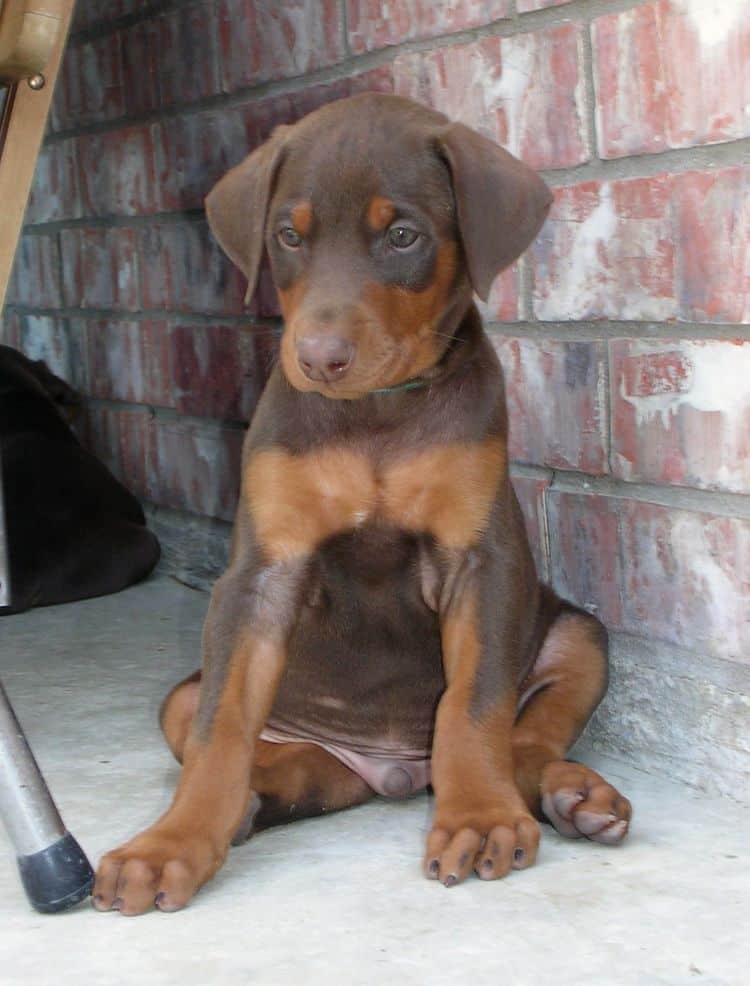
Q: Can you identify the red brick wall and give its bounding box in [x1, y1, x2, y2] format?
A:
[3, 1, 749, 794]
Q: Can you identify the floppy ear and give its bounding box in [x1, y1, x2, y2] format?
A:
[436, 122, 553, 301]
[205, 125, 290, 304]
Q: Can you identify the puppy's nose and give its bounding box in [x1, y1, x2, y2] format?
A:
[296, 335, 355, 382]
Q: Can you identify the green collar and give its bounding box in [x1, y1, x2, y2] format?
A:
[370, 377, 429, 395]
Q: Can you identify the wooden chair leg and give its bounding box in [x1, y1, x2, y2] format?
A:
[0, 0, 76, 310]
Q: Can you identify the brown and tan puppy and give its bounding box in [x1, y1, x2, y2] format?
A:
[94, 94, 630, 916]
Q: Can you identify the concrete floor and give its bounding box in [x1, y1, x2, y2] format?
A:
[0, 574, 747, 986]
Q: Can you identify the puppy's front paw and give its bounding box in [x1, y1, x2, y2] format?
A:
[424, 801, 540, 887]
[93, 827, 222, 916]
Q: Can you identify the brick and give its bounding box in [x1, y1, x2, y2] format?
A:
[510, 472, 550, 579]
[170, 323, 265, 422]
[138, 222, 246, 314]
[156, 2, 221, 107]
[611, 339, 750, 494]
[474, 265, 520, 323]
[548, 492, 750, 662]
[83, 404, 152, 499]
[532, 176, 676, 321]
[547, 490, 624, 629]
[230, 75, 391, 161]
[233, 79, 353, 149]
[347, 0, 510, 53]
[51, 34, 124, 131]
[61, 228, 139, 311]
[26, 140, 81, 225]
[7, 235, 62, 308]
[622, 504, 750, 662]
[232, 92, 297, 149]
[8, 314, 87, 391]
[493, 336, 609, 474]
[346, 66, 396, 97]
[71, 0, 140, 32]
[77, 126, 159, 217]
[154, 110, 246, 213]
[218, 0, 344, 92]
[147, 417, 244, 521]
[286, 78, 356, 125]
[393, 24, 588, 170]
[0, 311, 21, 348]
[593, 1, 750, 159]
[120, 20, 160, 117]
[84, 319, 174, 407]
[673, 167, 750, 324]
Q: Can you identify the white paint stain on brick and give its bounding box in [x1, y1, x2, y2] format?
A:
[18, 316, 65, 376]
[595, 5, 668, 156]
[675, 0, 750, 146]
[619, 341, 750, 491]
[537, 185, 618, 320]
[682, 0, 746, 47]
[671, 513, 749, 660]
[284, 4, 318, 73]
[594, 0, 750, 156]
[482, 34, 535, 156]
[116, 261, 133, 302]
[192, 327, 210, 378]
[536, 176, 679, 321]
[621, 341, 750, 426]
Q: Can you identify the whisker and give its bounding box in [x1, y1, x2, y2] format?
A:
[432, 331, 466, 344]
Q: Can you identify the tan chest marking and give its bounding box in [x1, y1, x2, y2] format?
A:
[380, 441, 505, 549]
[245, 440, 505, 562]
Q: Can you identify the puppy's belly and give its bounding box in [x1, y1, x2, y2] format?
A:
[267, 525, 445, 758]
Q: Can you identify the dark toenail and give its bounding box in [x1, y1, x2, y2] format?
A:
[111, 897, 123, 910]
[428, 859, 439, 876]
[481, 859, 493, 873]
[155, 892, 166, 907]
[513, 848, 525, 863]
[444, 874, 457, 888]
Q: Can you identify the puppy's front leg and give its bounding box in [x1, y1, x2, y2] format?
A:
[94, 556, 305, 916]
[425, 548, 540, 887]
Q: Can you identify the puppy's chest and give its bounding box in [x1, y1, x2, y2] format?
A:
[244, 439, 504, 562]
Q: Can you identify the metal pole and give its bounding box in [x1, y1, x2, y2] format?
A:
[0, 458, 94, 912]
[0, 681, 94, 911]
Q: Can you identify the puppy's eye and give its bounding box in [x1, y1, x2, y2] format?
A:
[278, 226, 302, 249]
[387, 225, 420, 250]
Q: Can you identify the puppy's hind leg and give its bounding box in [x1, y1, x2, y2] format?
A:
[512, 603, 632, 845]
[160, 670, 374, 843]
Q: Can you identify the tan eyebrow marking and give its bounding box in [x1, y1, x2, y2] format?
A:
[367, 196, 396, 231]
[291, 201, 314, 236]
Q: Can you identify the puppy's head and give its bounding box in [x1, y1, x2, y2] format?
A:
[207, 94, 551, 399]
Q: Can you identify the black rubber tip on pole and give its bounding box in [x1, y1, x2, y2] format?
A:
[17, 832, 94, 913]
